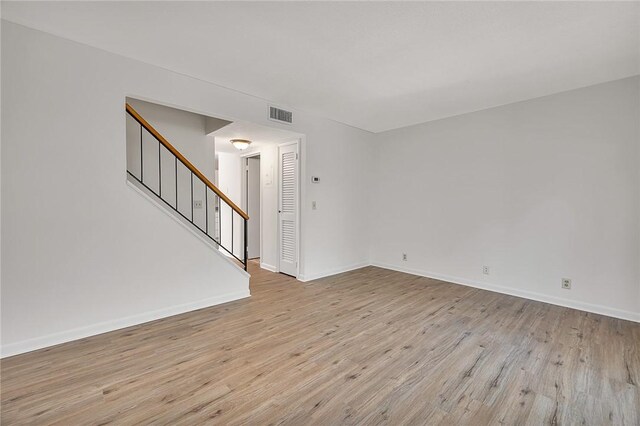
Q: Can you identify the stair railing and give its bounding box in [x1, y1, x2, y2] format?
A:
[125, 103, 249, 271]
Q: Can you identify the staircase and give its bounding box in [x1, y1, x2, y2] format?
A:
[125, 103, 249, 270]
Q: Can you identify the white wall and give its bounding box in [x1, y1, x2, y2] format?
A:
[1, 21, 373, 355]
[127, 98, 215, 181]
[216, 152, 242, 258]
[299, 122, 373, 280]
[372, 76, 640, 321]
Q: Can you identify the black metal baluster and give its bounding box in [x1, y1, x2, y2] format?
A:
[218, 195, 221, 244]
[205, 187, 208, 235]
[244, 218, 248, 271]
[190, 172, 194, 222]
[158, 142, 162, 197]
[140, 125, 143, 182]
[174, 157, 178, 210]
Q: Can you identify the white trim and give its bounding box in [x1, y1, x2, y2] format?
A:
[297, 136, 307, 279]
[1, 290, 251, 358]
[240, 151, 262, 262]
[370, 261, 640, 323]
[6, 259, 637, 357]
[126, 177, 250, 278]
[260, 262, 278, 273]
[298, 261, 370, 282]
[240, 150, 262, 160]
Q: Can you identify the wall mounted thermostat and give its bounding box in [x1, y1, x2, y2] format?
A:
[311, 176, 320, 183]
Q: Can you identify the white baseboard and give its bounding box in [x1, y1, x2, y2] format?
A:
[1, 290, 250, 359]
[371, 261, 640, 323]
[298, 261, 371, 282]
[260, 262, 277, 273]
[4, 261, 636, 358]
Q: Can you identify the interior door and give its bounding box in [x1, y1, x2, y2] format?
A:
[246, 156, 260, 259]
[278, 142, 298, 277]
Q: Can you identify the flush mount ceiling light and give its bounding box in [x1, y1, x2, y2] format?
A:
[230, 139, 252, 151]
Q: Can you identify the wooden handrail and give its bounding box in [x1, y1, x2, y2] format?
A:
[126, 103, 249, 220]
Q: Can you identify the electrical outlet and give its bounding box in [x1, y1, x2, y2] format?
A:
[312, 201, 317, 210]
[562, 278, 571, 289]
[402, 253, 407, 261]
[483, 266, 490, 275]
[193, 200, 203, 209]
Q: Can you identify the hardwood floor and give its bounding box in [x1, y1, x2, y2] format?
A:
[2, 263, 639, 425]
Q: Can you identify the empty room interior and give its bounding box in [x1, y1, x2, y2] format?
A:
[1, 1, 639, 425]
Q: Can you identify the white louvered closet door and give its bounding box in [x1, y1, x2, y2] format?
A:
[278, 142, 298, 277]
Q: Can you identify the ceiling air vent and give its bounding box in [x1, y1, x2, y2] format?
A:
[269, 106, 293, 124]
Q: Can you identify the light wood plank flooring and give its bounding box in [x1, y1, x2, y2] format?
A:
[2, 263, 639, 425]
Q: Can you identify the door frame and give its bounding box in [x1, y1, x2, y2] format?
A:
[277, 139, 301, 278]
[240, 151, 263, 263]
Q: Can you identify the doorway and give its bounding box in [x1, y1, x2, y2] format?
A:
[212, 121, 302, 278]
[243, 155, 261, 260]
